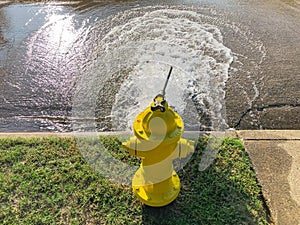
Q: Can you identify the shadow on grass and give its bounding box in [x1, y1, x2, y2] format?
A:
[141, 138, 270, 225]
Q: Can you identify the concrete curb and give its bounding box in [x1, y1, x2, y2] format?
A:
[0, 130, 237, 138]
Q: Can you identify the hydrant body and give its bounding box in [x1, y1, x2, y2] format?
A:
[122, 95, 194, 207]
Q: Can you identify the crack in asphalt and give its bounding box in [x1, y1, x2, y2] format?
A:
[234, 103, 300, 128]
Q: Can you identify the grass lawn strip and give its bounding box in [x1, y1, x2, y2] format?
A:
[0, 136, 270, 224]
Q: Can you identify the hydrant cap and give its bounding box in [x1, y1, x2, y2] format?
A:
[133, 95, 183, 142]
[150, 94, 167, 112]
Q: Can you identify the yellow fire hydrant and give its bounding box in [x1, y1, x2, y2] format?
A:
[122, 94, 194, 207]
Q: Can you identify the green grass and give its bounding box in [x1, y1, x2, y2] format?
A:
[0, 136, 270, 224]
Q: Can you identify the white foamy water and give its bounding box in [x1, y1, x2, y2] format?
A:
[71, 7, 234, 184]
[69, 4, 265, 184]
[105, 9, 233, 131]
